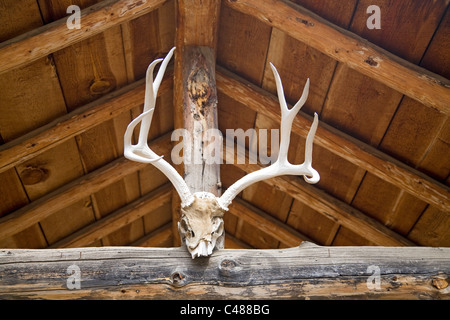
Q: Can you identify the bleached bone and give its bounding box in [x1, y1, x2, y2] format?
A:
[217, 63, 320, 210]
[124, 48, 320, 258]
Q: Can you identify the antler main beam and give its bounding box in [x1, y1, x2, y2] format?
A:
[218, 63, 320, 210]
[124, 47, 194, 208]
[124, 49, 320, 258]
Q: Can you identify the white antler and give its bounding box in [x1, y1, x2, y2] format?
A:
[124, 47, 194, 207]
[218, 63, 320, 210]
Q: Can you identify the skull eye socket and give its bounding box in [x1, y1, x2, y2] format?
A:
[211, 216, 224, 235]
[179, 219, 189, 234]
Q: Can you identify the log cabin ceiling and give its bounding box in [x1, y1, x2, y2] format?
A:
[0, 0, 449, 250]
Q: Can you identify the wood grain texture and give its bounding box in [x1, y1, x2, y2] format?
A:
[0, 134, 172, 242]
[216, 68, 450, 212]
[182, 46, 221, 195]
[0, 244, 448, 299]
[0, 0, 169, 75]
[224, 0, 450, 114]
[0, 75, 172, 174]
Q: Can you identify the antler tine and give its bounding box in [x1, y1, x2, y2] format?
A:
[218, 63, 320, 210]
[124, 47, 194, 207]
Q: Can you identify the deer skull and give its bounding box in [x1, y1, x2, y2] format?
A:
[178, 192, 225, 258]
[124, 47, 320, 258]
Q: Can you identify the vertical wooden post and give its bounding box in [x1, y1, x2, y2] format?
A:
[172, 0, 221, 246]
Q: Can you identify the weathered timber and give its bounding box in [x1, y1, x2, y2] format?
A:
[181, 46, 221, 195]
[224, 0, 450, 114]
[172, 0, 222, 248]
[216, 67, 450, 213]
[0, 0, 168, 75]
[0, 243, 448, 299]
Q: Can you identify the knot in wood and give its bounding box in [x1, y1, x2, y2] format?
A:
[170, 271, 186, 287]
[221, 259, 236, 270]
[432, 277, 448, 290]
[219, 259, 238, 277]
[20, 166, 49, 185]
[188, 67, 212, 112]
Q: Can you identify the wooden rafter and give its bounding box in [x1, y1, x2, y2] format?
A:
[224, 0, 450, 114]
[1, 244, 448, 299]
[0, 0, 169, 75]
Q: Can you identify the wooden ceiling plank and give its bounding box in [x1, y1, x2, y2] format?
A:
[0, 0, 71, 249]
[262, 28, 337, 115]
[0, 0, 169, 75]
[216, 67, 450, 212]
[224, 0, 450, 115]
[228, 197, 312, 247]
[217, 3, 272, 85]
[223, 141, 413, 246]
[0, 75, 172, 175]
[49, 184, 172, 248]
[349, 0, 448, 65]
[131, 222, 173, 247]
[0, 134, 172, 242]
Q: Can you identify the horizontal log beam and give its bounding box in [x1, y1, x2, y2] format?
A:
[224, 0, 450, 114]
[223, 140, 413, 247]
[0, 72, 172, 174]
[216, 68, 450, 212]
[0, 134, 172, 242]
[0, 0, 168, 75]
[0, 244, 448, 299]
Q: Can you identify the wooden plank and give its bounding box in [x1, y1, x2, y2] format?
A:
[0, 134, 172, 242]
[0, 0, 43, 42]
[262, 28, 336, 115]
[0, 245, 448, 299]
[408, 205, 450, 247]
[228, 197, 311, 247]
[320, 63, 403, 147]
[0, 0, 69, 249]
[351, 173, 428, 235]
[420, 8, 450, 80]
[224, 0, 450, 114]
[0, 0, 169, 75]
[0, 58, 67, 143]
[287, 199, 339, 246]
[0, 169, 28, 218]
[217, 3, 272, 85]
[216, 67, 450, 212]
[0, 75, 172, 174]
[49, 184, 172, 248]
[131, 223, 173, 247]
[349, 0, 448, 64]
